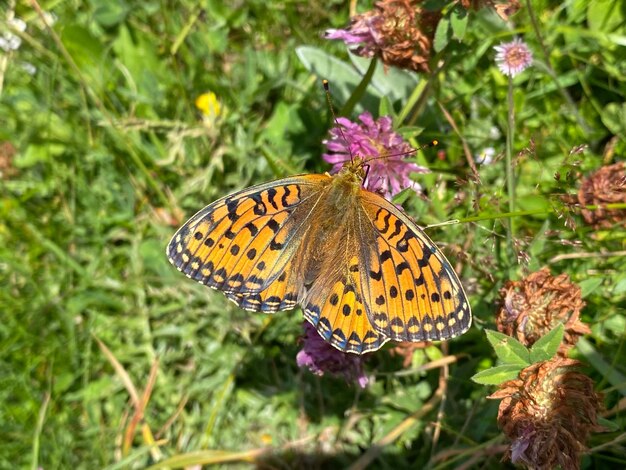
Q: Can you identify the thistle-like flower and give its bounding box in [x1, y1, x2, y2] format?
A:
[496, 268, 590, 355]
[577, 162, 626, 229]
[494, 38, 533, 77]
[323, 112, 429, 200]
[324, 0, 440, 73]
[489, 357, 603, 469]
[296, 322, 369, 388]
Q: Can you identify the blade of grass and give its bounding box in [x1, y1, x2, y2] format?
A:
[94, 335, 139, 407]
[339, 57, 377, 117]
[31, 392, 50, 470]
[577, 337, 626, 397]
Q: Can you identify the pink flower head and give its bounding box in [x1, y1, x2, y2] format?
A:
[296, 322, 369, 388]
[324, 11, 382, 58]
[494, 38, 533, 77]
[323, 112, 430, 200]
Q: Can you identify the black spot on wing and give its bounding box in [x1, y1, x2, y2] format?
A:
[378, 209, 391, 233]
[267, 219, 280, 233]
[266, 188, 279, 210]
[251, 192, 267, 215]
[244, 222, 258, 236]
[389, 218, 403, 240]
[395, 261, 410, 274]
[417, 249, 432, 267]
[226, 199, 240, 222]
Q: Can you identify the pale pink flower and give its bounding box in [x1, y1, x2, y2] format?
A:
[494, 38, 533, 77]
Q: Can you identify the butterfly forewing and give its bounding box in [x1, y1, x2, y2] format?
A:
[167, 175, 326, 295]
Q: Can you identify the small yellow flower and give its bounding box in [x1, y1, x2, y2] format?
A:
[195, 92, 221, 120]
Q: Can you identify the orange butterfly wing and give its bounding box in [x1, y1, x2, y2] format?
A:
[167, 175, 324, 303]
[357, 191, 471, 342]
[302, 254, 387, 354]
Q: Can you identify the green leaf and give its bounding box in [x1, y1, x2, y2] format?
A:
[529, 324, 564, 363]
[597, 417, 620, 432]
[16, 144, 65, 168]
[516, 195, 551, 212]
[295, 46, 380, 108]
[92, 0, 129, 27]
[60, 25, 106, 73]
[577, 337, 626, 397]
[601, 102, 626, 136]
[579, 277, 604, 298]
[350, 54, 419, 102]
[471, 365, 522, 385]
[378, 95, 394, 119]
[613, 275, 626, 295]
[587, 0, 625, 33]
[395, 126, 425, 140]
[433, 17, 451, 52]
[450, 7, 468, 40]
[391, 187, 414, 206]
[485, 330, 531, 366]
[340, 57, 377, 117]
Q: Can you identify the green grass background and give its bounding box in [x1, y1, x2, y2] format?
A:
[1, 0, 625, 468]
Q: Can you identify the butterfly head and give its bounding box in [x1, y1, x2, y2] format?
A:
[337, 157, 367, 185]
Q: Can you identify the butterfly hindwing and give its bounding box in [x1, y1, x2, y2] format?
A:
[359, 192, 471, 342]
[303, 255, 387, 354]
[225, 259, 300, 313]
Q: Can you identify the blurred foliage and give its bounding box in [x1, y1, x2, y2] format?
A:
[1, 0, 624, 468]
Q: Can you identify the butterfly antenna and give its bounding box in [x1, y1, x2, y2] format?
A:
[323, 79, 354, 163]
[361, 139, 439, 166]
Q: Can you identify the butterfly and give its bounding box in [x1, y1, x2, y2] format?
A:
[167, 159, 471, 354]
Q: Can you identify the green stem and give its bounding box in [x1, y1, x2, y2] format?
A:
[399, 79, 427, 124]
[505, 77, 516, 259]
[404, 60, 445, 126]
[455, 202, 626, 224]
[339, 58, 377, 117]
[31, 392, 51, 470]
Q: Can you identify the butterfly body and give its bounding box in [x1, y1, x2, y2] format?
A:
[168, 162, 471, 354]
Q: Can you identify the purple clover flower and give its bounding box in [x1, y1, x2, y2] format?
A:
[296, 322, 369, 388]
[323, 112, 429, 200]
[494, 38, 533, 77]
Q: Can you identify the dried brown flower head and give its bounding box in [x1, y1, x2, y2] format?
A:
[577, 162, 626, 229]
[496, 268, 590, 354]
[489, 357, 603, 470]
[325, 0, 440, 73]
